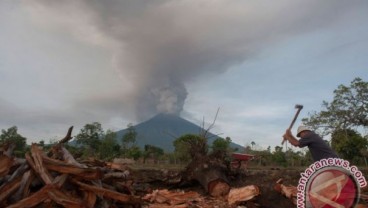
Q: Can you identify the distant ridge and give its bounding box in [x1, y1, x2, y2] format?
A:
[115, 113, 243, 152]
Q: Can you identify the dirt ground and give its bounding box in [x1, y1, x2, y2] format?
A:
[131, 167, 300, 208]
[130, 166, 368, 208]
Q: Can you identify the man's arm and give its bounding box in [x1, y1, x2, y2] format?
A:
[283, 129, 300, 147]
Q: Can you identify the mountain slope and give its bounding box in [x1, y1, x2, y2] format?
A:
[115, 113, 243, 152]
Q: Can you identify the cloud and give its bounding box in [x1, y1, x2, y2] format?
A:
[21, 0, 364, 122]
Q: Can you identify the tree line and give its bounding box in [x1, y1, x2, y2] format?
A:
[1, 77, 367, 166]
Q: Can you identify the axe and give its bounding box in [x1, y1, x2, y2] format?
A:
[282, 104, 303, 144]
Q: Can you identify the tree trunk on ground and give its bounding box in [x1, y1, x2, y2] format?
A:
[180, 154, 231, 197]
[193, 166, 230, 197]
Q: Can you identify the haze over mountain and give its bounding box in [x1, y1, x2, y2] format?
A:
[116, 113, 243, 152]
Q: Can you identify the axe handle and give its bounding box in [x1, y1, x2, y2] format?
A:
[282, 107, 303, 144]
[288, 108, 302, 130]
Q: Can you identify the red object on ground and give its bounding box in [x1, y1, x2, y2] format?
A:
[230, 153, 255, 169]
[231, 153, 255, 161]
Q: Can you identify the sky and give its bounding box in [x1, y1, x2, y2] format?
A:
[1, 0, 367, 150]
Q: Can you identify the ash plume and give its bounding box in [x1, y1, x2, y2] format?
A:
[23, 0, 362, 121]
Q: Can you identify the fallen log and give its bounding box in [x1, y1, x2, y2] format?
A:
[12, 170, 34, 202]
[0, 155, 13, 177]
[143, 189, 203, 206]
[227, 185, 260, 205]
[193, 166, 230, 197]
[0, 176, 22, 205]
[71, 178, 142, 206]
[82, 191, 97, 208]
[47, 188, 85, 208]
[274, 178, 298, 205]
[28, 145, 53, 184]
[6, 184, 52, 208]
[42, 156, 103, 180]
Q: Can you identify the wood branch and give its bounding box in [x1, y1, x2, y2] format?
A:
[13, 158, 26, 166]
[103, 171, 129, 180]
[60, 146, 87, 168]
[143, 189, 203, 206]
[82, 191, 97, 208]
[106, 161, 129, 171]
[12, 170, 33, 202]
[47, 188, 85, 208]
[2, 143, 16, 158]
[6, 162, 29, 185]
[200, 107, 220, 138]
[148, 204, 188, 208]
[41, 199, 54, 208]
[58, 126, 74, 144]
[47, 126, 74, 158]
[7, 184, 53, 208]
[227, 185, 260, 205]
[41, 155, 103, 180]
[71, 179, 142, 206]
[0, 176, 22, 203]
[53, 173, 69, 188]
[274, 179, 297, 205]
[0, 155, 13, 177]
[29, 145, 53, 184]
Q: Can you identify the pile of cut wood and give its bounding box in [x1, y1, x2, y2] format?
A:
[0, 127, 260, 208]
[0, 127, 141, 208]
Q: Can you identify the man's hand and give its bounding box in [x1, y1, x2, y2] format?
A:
[282, 129, 293, 142]
[283, 129, 300, 147]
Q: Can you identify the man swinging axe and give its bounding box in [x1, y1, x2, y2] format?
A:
[282, 104, 338, 162]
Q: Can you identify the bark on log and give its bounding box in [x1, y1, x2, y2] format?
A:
[47, 188, 86, 208]
[82, 191, 97, 208]
[3, 143, 15, 158]
[6, 184, 52, 208]
[42, 155, 103, 180]
[58, 126, 74, 144]
[106, 162, 129, 171]
[0, 176, 22, 204]
[193, 167, 230, 197]
[103, 171, 130, 180]
[60, 146, 87, 168]
[71, 179, 142, 206]
[29, 145, 53, 184]
[0, 155, 13, 177]
[12, 170, 33, 202]
[6, 162, 29, 185]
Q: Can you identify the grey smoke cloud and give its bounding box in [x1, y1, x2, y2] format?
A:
[23, 0, 363, 121]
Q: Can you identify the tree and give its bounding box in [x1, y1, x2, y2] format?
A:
[331, 128, 368, 163]
[126, 146, 142, 160]
[272, 146, 287, 166]
[121, 123, 137, 152]
[211, 137, 232, 162]
[173, 134, 207, 161]
[75, 122, 103, 156]
[251, 141, 255, 150]
[143, 145, 164, 163]
[303, 77, 368, 136]
[212, 137, 231, 152]
[0, 126, 27, 156]
[99, 129, 120, 160]
[38, 140, 45, 147]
